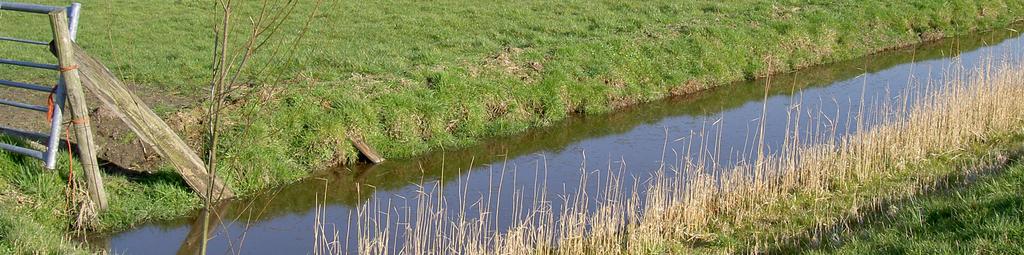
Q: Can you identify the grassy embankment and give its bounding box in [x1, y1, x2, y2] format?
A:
[346, 62, 1024, 253]
[805, 161, 1024, 254]
[1, 0, 1023, 253]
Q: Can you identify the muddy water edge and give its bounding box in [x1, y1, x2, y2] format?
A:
[87, 26, 1024, 254]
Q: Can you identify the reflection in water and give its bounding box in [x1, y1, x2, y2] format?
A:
[176, 203, 228, 255]
[93, 27, 1024, 254]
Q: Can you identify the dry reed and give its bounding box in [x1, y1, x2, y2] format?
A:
[326, 58, 1024, 254]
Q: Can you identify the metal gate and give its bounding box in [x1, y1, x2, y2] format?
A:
[0, 2, 81, 169]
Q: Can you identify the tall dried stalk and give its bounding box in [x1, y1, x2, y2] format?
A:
[201, 0, 318, 253]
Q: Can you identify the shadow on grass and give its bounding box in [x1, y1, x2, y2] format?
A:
[0, 135, 190, 191]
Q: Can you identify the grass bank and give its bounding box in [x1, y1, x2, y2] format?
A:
[347, 61, 1024, 253]
[805, 160, 1024, 254]
[0, 137, 199, 254]
[1, 0, 1024, 253]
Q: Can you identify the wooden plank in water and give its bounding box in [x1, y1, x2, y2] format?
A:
[349, 133, 385, 164]
[71, 43, 234, 200]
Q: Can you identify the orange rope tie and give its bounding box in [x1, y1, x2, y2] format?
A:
[69, 117, 88, 125]
[65, 123, 75, 190]
[62, 120, 76, 213]
[46, 65, 88, 206]
[46, 86, 57, 123]
[58, 64, 79, 72]
[46, 66, 83, 208]
[65, 118, 88, 196]
[45, 86, 76, 200]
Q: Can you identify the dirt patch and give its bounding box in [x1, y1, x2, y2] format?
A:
[0, 83, 199, 173]
[670, 80, 707, 96]
[0, 184, 33, 206]
[89, 105, 161, 171]
[0, 87, 52, 132]
[469, 47, 544, 83]
[919, 29, 947, 42]
[603, 78, 627, 89]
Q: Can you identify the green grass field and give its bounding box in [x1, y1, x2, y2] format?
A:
[809, 159, 1024, 254]
[1, 0, 1024, 253]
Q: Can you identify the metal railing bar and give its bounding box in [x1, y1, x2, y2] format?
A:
[0, 126, 48, 143]
[0, 36, 48, 45]
[42, 79, 65, 169]
[0, 2, 62, 14]
[0, 2, 76, 170]
[0, 142, 44, 160]
[0, 58, 59, 70]
[67, 3, 80, 41]
[0, 98, 47, 112]
[0, 79, 51, 92]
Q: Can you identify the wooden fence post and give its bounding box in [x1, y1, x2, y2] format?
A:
[49, 10, 108, 211]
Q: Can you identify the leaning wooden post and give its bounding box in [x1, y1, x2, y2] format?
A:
[49, 10, 108, 211]
[72, 44, 235, 201]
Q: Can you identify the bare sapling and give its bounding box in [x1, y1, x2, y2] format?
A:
[200, 0, 323, 253]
